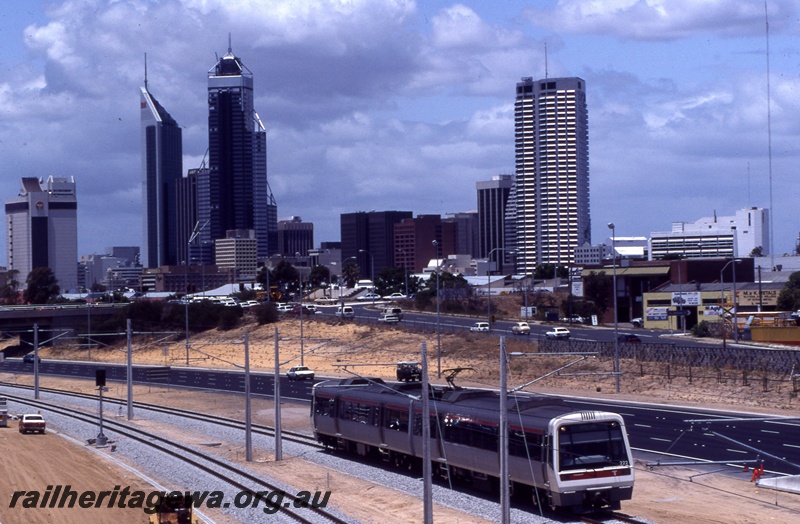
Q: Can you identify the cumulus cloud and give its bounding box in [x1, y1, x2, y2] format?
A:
[527, 0, 800, 40]
[0, 0, 799, 260]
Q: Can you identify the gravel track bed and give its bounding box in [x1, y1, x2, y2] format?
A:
[1, 384, 638, 523]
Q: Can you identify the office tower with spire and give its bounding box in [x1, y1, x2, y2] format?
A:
[140, 77, 183, 268]
[202, 41, 277, 264]
[514, 77, 590, 273]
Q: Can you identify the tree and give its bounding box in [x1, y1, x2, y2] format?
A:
[375, 266, 406, 296]
[270, 260, 300, 293]
[777, 271, 800, 312]
[0, 269, 21, 305]
[308, 265, 330, 288]
[24, 267, 60, 305]
[749, 246, 764, 257]
[533, 264, 568, 280]
[582, 271, 613, 314]
[342, 262, 360, 288]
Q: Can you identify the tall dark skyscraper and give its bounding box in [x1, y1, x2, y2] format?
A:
[477, 174, 513, 272]
[201, 43, 277, 264]
[340, 211, 412, 279]
[140, 84, 182, 268]
[514, 77, 590, 272]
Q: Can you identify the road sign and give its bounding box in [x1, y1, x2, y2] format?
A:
[668, 309, 691, 317]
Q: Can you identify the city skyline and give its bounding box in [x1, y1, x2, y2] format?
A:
[1, 1, 799, 266]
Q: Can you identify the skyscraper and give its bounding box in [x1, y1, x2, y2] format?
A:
[514, 77, 590, 272]
[6, 176, 78, 292]
[140, 84, 182, 268]
[340, 211, 412, 279]
[203, 43, 277, 264]
[477, 174, 513, 272]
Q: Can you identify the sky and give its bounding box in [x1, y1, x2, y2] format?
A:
[1, 0, 799, 266]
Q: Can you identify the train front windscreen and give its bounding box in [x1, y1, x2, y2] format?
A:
[557, 420, 629, 470]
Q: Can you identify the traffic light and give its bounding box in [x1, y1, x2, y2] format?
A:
[95, 369, 106, 387]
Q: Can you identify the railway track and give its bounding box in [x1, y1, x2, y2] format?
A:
[578, 512, 647, 524]
[3, 391, 347, 524]
[0, 380, 322, 449]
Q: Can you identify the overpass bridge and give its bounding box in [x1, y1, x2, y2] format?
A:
[0, 304, 123, 351]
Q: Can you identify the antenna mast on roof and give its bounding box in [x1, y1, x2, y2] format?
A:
[544, 42, 548, 79]
[765, 0, 775, 269]
[228, 32, 232, 53]
[144, 52, 148, 90]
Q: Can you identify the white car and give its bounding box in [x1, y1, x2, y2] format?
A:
[358, 293, 382, 301]
[545, 327, 571, 339]
[469, 322, 490, 332]
[276, 304, 294, 313]
[378, 313, 400, 323]
[387, 293, 406, 300]
[511, 322, 531, 335]
[286, 366, 315, 380]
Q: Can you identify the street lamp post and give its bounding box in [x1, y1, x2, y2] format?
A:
[720, 259, 742, 343]
[398, 248, 409, 298]
[359, 249, 375, 306]
[296, 252, 305, 366]
[608, 223, 620, 393]
[340, 256, 357, 312]
[487, 247, 515, 328]
[432, 240, 442, 378]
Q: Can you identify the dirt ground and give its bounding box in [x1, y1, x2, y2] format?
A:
[0, 423, 153, 523]
[4, 314, 800, 523]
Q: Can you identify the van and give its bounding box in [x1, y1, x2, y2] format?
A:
[355, 280, 374, 290]
[381, 306, 403, 320]
[336, 305, 355, 319]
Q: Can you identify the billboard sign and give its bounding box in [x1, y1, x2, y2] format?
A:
[646, 307, 668, 321]
[671, 291, 700, 306]
[571, 281, 584, 297]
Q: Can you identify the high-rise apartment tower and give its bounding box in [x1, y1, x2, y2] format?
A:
[514, 77, 590, 272]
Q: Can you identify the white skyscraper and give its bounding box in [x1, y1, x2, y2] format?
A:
[514, 77, 590, 272]
[6, 176, 78, 292]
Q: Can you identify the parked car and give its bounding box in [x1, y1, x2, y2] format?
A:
[302, 304, 318, 314]
[470, 322, 490, 332]
[387, 293, 406, 300]
[277, 304, 294, 313]
[22, 353, 41, 364]
[286, 366, 315, 380]
[545, 327, 571, 339]
[618, 334, 642, 343]
[357, 292, 382, 301]
[511, 322, 531, 335]
[560, 315, 585, 324]
[335, 306, 355, 319]
[396, 362, 422, 382]
[631, 317, 644, 328]
[19, 413, 46, 434]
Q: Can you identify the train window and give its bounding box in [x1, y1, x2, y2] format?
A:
[557, 422, 627, 471]
[443, 416, 498, 451]
[385, 408, 409, 432]
[412, 413, 439, 438]
[338, 401, 378, 426]
[509, 430, 541, 458]
[315, 398, 335, 417]
[339, 401, 353, 420]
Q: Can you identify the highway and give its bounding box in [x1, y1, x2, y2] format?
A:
[4, 357, 800, 477]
